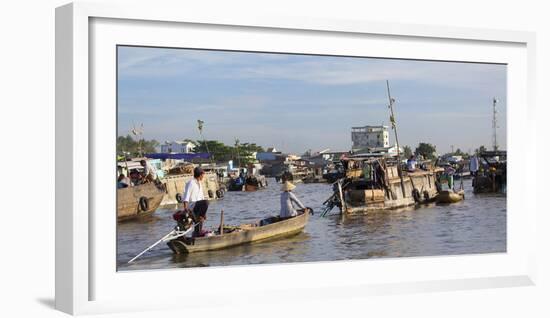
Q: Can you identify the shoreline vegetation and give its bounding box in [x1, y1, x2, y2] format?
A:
[117, 134, 493, 164]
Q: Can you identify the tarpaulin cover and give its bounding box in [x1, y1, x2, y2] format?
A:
[145, 153, 210, 160]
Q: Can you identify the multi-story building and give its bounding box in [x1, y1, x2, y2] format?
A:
[160, 140, 196, 153]
[351, 125, 390, 151]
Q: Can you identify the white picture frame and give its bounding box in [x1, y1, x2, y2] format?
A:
[55, 1, 537, 315]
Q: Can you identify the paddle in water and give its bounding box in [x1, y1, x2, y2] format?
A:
[128, 222, 199, 263]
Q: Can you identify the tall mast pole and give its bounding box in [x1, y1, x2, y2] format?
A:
[386, 80, 406, 198]
[492, 98, 499, 151]
[386, 80, 401, 160]
[234, 138, 241, 169]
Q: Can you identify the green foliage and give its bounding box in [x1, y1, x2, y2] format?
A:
[117, 135, 159, 157]
[194, 140, 233, 162]
[475, 145, 487, 156]
[453, 148, 469, 158]
[403, 145, 412, 158]
[194, 140, 265, 165]
[414, 142, 437, 159]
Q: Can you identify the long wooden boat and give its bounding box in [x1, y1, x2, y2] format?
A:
[167, 212, 309, 253]
[435, 190, 465, 204]
[117, 183, 165, 222]
[333, 157, 442, 214]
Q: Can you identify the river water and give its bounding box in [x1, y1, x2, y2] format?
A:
[117, 178, 506, 271]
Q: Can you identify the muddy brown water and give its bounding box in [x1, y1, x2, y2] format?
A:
[117, 178, 506, 271]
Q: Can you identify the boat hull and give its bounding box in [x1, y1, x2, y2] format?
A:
[435, 190, 465, 203]
[343, 170, 440, 214]
[117, 183, 165, 221]
[167, 212, 309, 253]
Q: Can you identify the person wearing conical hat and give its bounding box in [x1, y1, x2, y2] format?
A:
[280, 181, 307, 218]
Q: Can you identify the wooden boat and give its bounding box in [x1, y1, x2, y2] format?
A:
[167, 211, 309, 253]
[302, 175, 328, 184]
[329, 157, 442, 214]
[244, 175, 268, 191]
[473, 150, 507, 194]
[117, 183, 165, 221]
[435, 190, 465, 203]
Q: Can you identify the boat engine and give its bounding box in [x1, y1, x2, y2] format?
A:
[172, 209, 194, 231]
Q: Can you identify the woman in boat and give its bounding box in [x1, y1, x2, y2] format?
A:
[280, 181, 308, 219]
[443, 163, 456, 191]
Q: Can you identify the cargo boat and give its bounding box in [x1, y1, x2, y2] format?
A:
[325, 156, 443, 214]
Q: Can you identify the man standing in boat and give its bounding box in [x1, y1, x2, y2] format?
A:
[140, 159, 157, 183]
[182, 167, 209, 237]
[280, 181, 308, 219]
[469, 155, 479, 177]
[406, 155, 417, 172]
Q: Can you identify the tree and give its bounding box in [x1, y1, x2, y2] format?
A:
[117, 135, 159, 157]
[193, 139, 265, 165]
[414, 142, 437, 160]
[475, 145, 487, 156]
[453, 148, 469, 158]
[194, 140, 233, 162]
[403, 145, 412, 159]
[234, 142, 264, 166]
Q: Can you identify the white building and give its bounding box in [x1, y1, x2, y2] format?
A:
[160, 140, 196, 153]
[351, 125, 390, 151]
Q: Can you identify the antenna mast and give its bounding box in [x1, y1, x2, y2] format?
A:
[492, 98, 499, 151]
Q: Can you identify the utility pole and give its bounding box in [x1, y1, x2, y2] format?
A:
[492, 98, 499, 151]
[234, 138, 241, 168]
[131, 123, 144, 157]
[197, 119, 214, 165]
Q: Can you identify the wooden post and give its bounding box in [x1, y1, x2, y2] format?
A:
[219, 209, 224, 235]
[337, 180, 346, 214]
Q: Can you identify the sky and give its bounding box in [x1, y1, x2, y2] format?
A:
[117, 45, 507, 155]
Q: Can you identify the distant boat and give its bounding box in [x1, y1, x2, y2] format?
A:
[227, 174, 268, 191]
[244, 175, 268, 191]
[325, 156, 442, 215]
[226, 175, 245, 191]
[473, 150, 507, 194]
[435, 190, 465, 204]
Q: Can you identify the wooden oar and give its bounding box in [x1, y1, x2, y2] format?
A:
[127, 222, 199, 263]
[219, 209, 224, 235]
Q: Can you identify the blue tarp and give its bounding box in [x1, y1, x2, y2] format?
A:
[145, 153, 210, 160]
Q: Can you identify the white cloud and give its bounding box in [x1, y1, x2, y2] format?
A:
[118, 46, 506, 92]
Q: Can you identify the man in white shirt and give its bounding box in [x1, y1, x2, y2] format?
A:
[406, 155, 417, 172]
[140, 160, 157, 183]
[469, 156, 479, 177]
[182, 167, 209, 237]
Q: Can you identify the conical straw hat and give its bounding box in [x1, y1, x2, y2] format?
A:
[281, 181, 296, 191]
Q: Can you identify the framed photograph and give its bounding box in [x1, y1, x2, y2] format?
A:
[56, 2, 537, 315]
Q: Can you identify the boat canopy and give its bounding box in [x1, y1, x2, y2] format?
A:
[145, 153, 210, 160]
